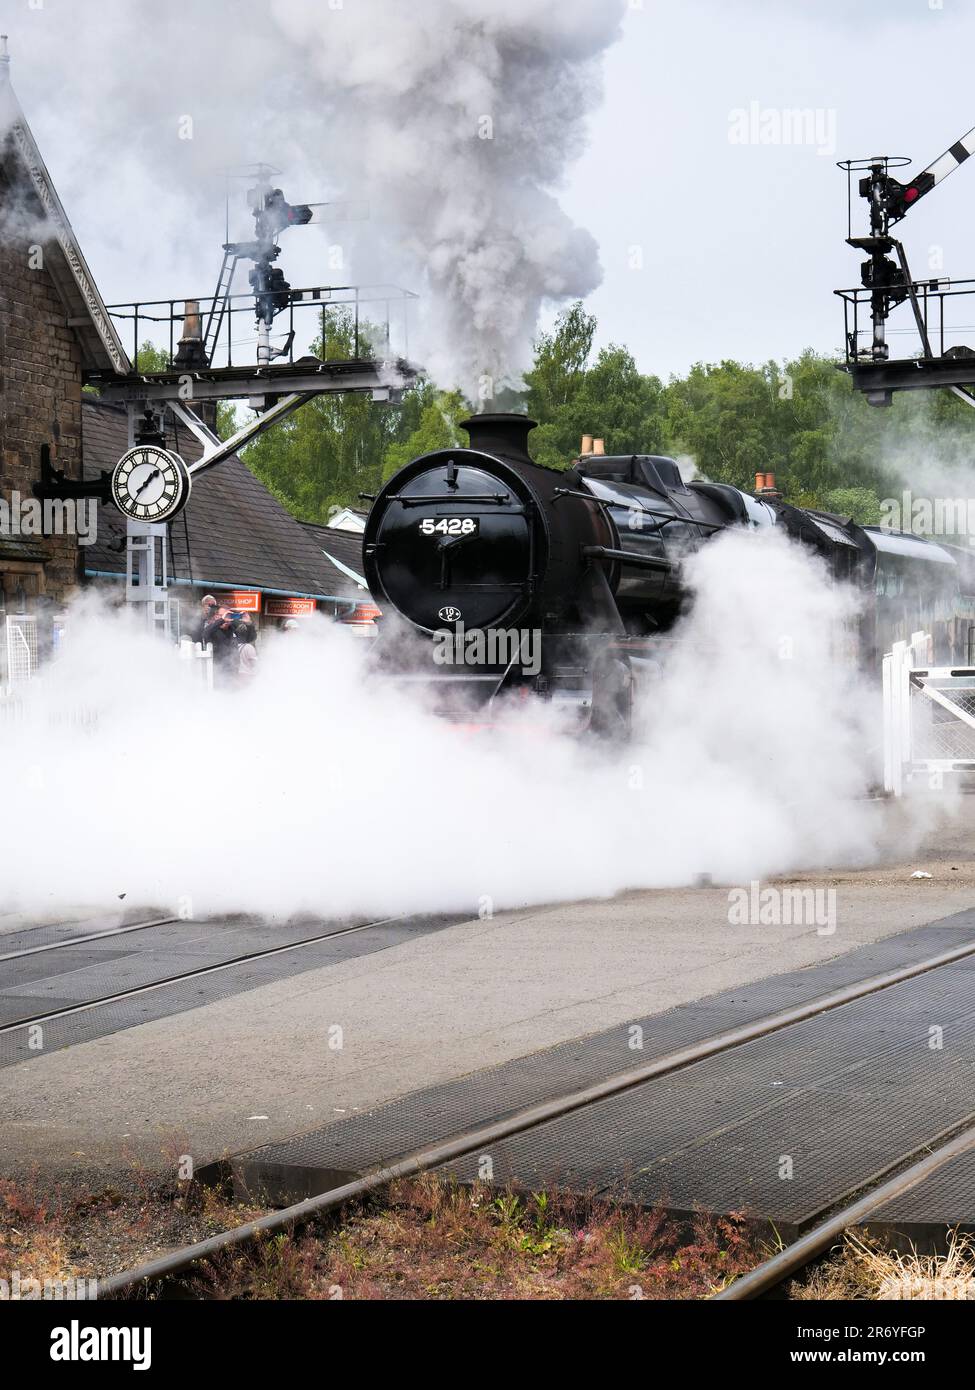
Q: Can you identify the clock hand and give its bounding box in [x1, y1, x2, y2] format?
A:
[133, 468, 162, 499]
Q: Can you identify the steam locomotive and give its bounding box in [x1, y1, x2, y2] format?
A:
[363, 413, 975, 733]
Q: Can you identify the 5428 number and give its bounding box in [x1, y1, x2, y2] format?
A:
[418, 518, 479, 536]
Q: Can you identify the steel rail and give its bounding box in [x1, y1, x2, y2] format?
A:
[99, 932, 975, 1298]
[715, 1121, 975, 1300]
[0, 915, 405, 1034]
[0, 916, 177, 964]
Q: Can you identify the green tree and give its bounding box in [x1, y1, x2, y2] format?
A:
[382, 386, 467, 478]
[527, 301, 595, 419]
[662, 350, 901, 512]
[819, 486, 883, 525]
[133, 340, 171, 373]
[243, 311, 419, 521]
[525, 303, 668, 469]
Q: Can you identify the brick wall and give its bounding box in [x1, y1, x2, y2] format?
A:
[0, 169, 84, 606]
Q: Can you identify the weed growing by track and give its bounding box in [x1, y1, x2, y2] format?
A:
[1, 1168, 760, 1299]
[0, 1166, 266, 1291]
[791, 1231, 975, 1300]
[188, 1176, 759, 1300]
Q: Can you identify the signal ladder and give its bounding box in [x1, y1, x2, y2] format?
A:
[201, 249, 240, 366]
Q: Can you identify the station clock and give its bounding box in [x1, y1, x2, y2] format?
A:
[111, 445, 191, 523]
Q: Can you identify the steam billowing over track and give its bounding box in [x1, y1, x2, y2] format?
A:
[363, 412, 975, 734]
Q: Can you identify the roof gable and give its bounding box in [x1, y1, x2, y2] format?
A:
[0, 45, 130, 375]
[300, 522, 368, 590]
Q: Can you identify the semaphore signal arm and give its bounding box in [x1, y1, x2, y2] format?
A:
[836, 125, 975, 407]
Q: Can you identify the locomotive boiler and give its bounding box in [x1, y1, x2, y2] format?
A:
[363, 413, 974, 733]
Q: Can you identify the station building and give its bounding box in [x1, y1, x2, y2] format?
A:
[81, 398, 364, 633]
[0, 47, 369, 681]
[0, 39, 124, 658]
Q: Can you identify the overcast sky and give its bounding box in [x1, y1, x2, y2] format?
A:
[558, 0, 975, 378]
[5, 0, 975, 383]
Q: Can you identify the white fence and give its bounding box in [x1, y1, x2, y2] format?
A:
[1, 626, 212, 709]
[178, 637, 214, 691]
[883, 630, 975, 794]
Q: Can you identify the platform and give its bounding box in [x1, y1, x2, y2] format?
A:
[3, 802, 975, 1186]
[0, 912, 462, 1068]
[226, 911, 975, 1242]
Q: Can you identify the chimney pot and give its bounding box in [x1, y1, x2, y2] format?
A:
[182, 299, 202, 338]
[593, 438, 605, 456]
[174, 300, 207, 369]
[581, 434, 593, 456]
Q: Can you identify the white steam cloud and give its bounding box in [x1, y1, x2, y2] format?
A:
[4, 0, 625, 392]
[269, 0, 625, 391]
[0, 532, 884, 921]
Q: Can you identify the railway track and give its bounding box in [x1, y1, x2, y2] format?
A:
[97, 932, 975, 1299]
[715, 1122, 975, 1299]
[0, 914, 404, 1035]
[0, 914, 178, 963]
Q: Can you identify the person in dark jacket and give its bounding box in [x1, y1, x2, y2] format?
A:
[190, 595, 218, 645]
[203, 607, 239, 679]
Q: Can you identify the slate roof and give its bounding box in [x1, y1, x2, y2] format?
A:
[82, 399, 359, 599]
[300, 522, 368, 591]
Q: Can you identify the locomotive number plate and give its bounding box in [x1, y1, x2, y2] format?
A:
[418, 518, 479, 537]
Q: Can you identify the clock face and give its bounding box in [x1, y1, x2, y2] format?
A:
[111, 446, 191, 522]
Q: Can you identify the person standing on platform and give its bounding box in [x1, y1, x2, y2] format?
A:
[203, 607, 239, 681]
[191, 595, 218, 645]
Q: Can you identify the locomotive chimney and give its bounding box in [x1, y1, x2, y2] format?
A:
[461, 413, 537, 463]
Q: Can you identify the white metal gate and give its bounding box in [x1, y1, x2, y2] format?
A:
[883, 630, 975, 793]
[4, 614, 38, 687]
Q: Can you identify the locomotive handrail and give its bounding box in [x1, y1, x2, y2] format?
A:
[383, 492, 513, 506]
[582, 544, 673, 573]
[554, 487, 726, 533]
